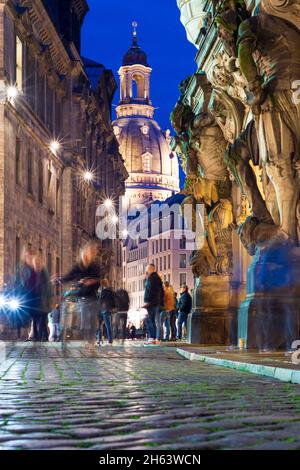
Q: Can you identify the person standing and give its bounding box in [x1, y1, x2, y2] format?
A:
[113, 288, 130, 344]
[171, 292, 178, 341]
[177, 285, 192, 341]
[97, 279, 114, 345]
[161, 281, 175, 341]
[59, 242, 101, 348]
[143, 264, 164, 345]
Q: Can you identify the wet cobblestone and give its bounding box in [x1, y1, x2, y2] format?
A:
[0, 343, 299, 450]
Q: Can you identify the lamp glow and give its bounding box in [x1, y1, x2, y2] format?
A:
[7, 86, 18, 100]
[104, 199, 113, 209]
[111, 215, 119, 224]
[122, 229, 129, 238]
[50, 140, 61, 153]
[7, 298, 20, 311]
[84, 171, 94, 182]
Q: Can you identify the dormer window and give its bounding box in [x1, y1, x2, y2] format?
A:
[142, 152, 152, 173]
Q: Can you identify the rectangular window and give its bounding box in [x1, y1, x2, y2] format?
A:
[38, 159, 43, 204]
[180, 254, 187, 269]
[16, 36, 23, 90]
[15, 138, 21, 185]
[168, 255, 171, 270]
[180, 273, 187, 287]
[47, 252, 52, 275]
[180, 236, 187, 250]
[16, 236, 20, 273]
[27, 151, 33, 195]
[164, 256, 166, 270]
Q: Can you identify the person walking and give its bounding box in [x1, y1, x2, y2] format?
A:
[48, 304, 61, 342]
[177, 285, 192, 341]
[143, 264, 164, 345]
[97, 279, 114, 345]
[59, 242, 101, 348]
[161, 281, 175, 341]
[19, 247, 40, 342]
[113, 288, 130, 344]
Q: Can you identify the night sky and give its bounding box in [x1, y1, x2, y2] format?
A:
[81, 0, 196, 131]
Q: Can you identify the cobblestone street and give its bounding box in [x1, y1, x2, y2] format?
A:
[0, 343, 300, 450]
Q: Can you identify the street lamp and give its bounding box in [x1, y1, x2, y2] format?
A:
[111, 215, 119, 225]
[7, 85, 19, 100]
[104, 199, 113, 209]
[83, 170, 94, 182]
[50, 140, 61, 154]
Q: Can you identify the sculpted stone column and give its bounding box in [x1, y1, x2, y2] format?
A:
[172, 73, 237, 345]
[215, 0, 300, 349]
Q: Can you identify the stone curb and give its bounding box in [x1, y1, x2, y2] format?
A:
[176, 348, 300, 385]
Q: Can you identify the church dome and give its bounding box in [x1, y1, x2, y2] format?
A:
[113, 117, 179, 203]
[123, 42, 149, 67]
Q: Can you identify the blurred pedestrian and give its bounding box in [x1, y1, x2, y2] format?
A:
[59, 241, 101, 348]
[33, 254, 52, 342]
[19, 247, 40, 342]
[161, 281, 175, 341]
[177, 285, 192, 341]
[113, 288, 130, 344]
[143, 264, 164, 345]
[48, 304, 61, 342]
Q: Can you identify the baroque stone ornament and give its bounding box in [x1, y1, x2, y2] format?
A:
[216, 0, 300, 253]
[172, 73, 234, 278]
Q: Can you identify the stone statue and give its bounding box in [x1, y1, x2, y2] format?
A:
[171, 73, 234, 276]
[216, 0, 300, 252]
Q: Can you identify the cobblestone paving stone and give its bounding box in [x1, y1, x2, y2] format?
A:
[0, 343, 300, 450]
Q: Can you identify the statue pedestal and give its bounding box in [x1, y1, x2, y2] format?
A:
[238, 245, 300, 350]
[188, 275, 237, 345]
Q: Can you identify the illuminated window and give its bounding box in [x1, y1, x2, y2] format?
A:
[16, 36, 23, 90]
[180, 254, 187, 269]
[142, 152, 152, 173]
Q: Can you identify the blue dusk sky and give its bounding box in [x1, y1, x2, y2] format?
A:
[81, 0, 197, 131]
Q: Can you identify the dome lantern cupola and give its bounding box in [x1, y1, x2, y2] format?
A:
[123, 21, 149, 67]
[117, 21, 154, 119]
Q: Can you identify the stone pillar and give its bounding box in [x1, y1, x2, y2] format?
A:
[188, 274, 237, 345]
[238, 245, 300, 350]
[61, 166, 74, 275]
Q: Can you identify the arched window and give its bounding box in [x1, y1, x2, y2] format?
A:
[132, 74, 145, 99]
[142, 152, 152, 173]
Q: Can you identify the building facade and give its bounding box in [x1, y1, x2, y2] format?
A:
[122, 193, 195, 319]
[0, 0, 127, 289]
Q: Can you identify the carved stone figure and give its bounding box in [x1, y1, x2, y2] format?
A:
[171, 73, 233, 277]
[216, 0, 300, 250]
